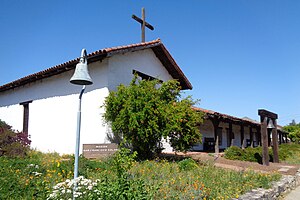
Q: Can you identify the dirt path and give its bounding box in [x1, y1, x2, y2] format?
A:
[165, 152, 300, 176]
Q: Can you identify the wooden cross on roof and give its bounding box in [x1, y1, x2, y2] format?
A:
[132, 7, 154, 43]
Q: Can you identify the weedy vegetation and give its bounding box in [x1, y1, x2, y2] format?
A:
[0, 148, 281, 200]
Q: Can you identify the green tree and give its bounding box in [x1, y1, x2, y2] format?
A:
[283, 120, 300, 143]
[102, 76, 203, 159]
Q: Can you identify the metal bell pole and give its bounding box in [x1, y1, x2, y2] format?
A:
[70, 49, 93, 199]
[73, 85, 85, 199]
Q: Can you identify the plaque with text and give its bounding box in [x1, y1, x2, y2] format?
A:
[83, 143, 119, 159]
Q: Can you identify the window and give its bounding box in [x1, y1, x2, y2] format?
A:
[132, 70, 163, 83]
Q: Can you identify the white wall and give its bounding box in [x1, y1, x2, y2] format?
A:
[108, 49, 173, 90]
[0, 49, 175, 154]
[0, 59, 109, 154]
[192, 120, 214, 151]
[192, 119, 259, 151]
[28, 88, 109, 154]
[0, 104, 23, 131]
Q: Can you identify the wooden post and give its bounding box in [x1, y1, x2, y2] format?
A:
[141, 8, 146, 42]
[255, 127, 260, 146]
[212, 118, 220, 154]
[272, 119, 279, 163]
[250, 127, 253, 148]
[284, 133, 288, 143]
[132, 7, 154, 43]
[20, 100, 33, 136]
[261, 116, 269, 166]
[241, 125, 245, 149]
[258, 109, 279, 166]
[278, 131, 282, 144]
[229, 122, 234, 147]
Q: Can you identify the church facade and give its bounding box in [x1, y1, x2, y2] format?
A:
[0, 39, 191, 154]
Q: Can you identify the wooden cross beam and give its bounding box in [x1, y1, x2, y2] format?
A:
[132, 7, 154, 42]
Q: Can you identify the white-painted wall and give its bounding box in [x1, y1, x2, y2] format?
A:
[0, 104, 23, 131]
[108, 49, 173, 91]
[192, 119, 258, 151]
[0, 49, 175, 154]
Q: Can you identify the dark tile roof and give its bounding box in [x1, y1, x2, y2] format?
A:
[193, 107, 258, 125]
[0, 39, 192, 92]
[193, 107, 287, 133]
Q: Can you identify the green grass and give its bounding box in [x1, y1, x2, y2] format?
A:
[0, 150, 281, 200]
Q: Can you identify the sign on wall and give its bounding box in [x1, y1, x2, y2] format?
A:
[83, 143, 119, 159]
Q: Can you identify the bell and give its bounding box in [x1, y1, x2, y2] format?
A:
[267, 119, 275, 129]
[70, 49, 93, 85]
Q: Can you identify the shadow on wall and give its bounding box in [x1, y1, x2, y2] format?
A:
[0, 62, 108, 107]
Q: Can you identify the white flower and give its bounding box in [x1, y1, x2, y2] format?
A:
[67, 180, 75, 187]
[88, 185, 93, 190]
[47, 193, 57, 199]
[32, 171, 42, 176]
[92, 182, 98, 186]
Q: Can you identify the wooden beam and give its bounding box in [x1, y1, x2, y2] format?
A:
[272, 119, 279, 163]
[132, 8, 154, 42]
[132, 14, 154, 30]
[229, 122, 234, 147]
[256, 127, 261, 146]
[250, 127, 253, 148]
[241, 124, 245, 149]
[212, 118, 220, 154]
[261, 116, 269, 166]
[19, 100, 33, 136]
[258, 109, 278, 119]
[278, 131, 282, 144]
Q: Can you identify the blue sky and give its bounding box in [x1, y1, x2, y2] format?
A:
[1, 0, 299, 125]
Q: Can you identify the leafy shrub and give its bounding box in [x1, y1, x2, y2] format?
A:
[178, 158, 199, 171]
[283, 122, 300, 143]
[103, 77, 203, 159]
[224, 146, 243, 160]
[224, 146, 263, 163]
[244, 147, 263, 163]
[0, 119, 31, 157]
[278, 143, 300, 160]
[224, 144, 300, 164]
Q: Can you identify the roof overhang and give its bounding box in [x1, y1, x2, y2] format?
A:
[193, 107, 288, 133]
[0, 39, 192, 92]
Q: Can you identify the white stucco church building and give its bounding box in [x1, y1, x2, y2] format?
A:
[0, 39, 192, 154]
